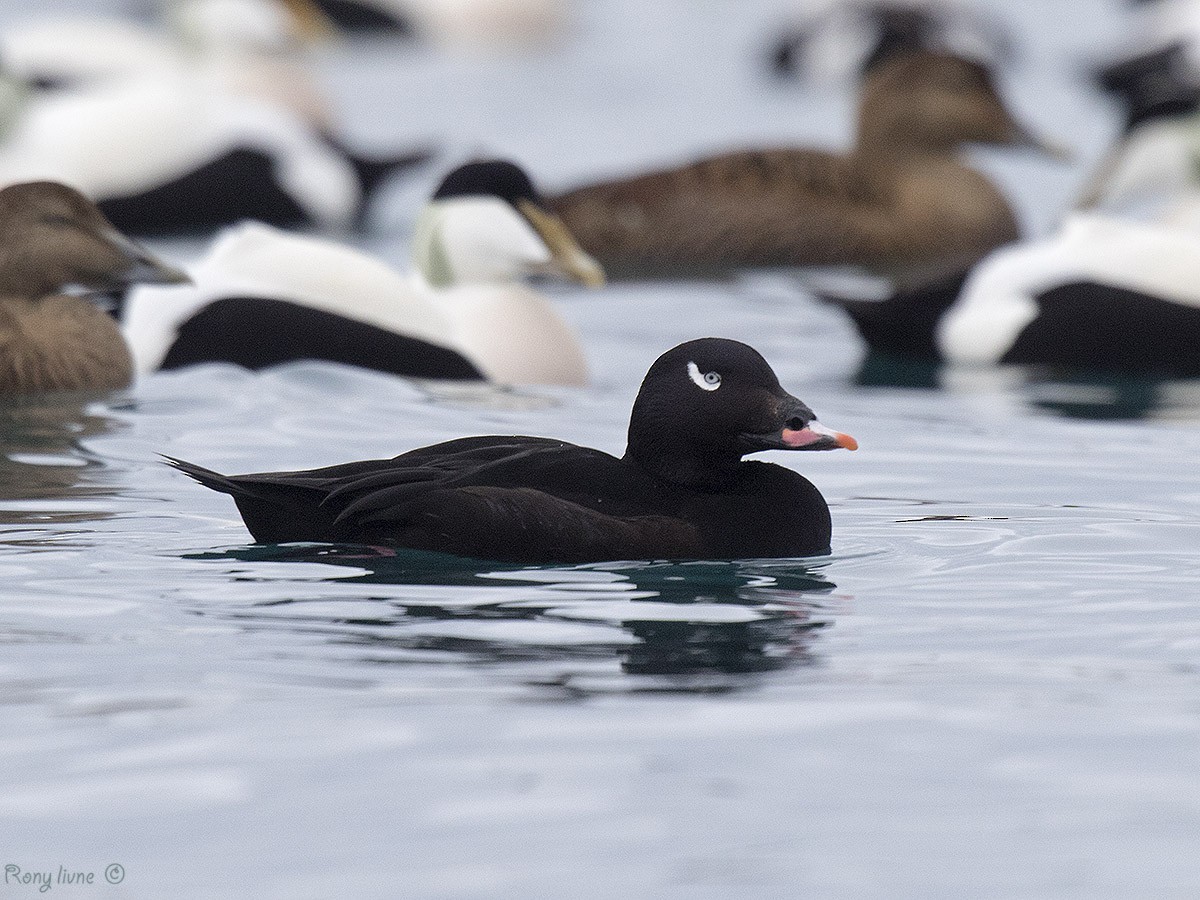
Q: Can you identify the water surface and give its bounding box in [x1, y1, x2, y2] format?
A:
[2, 0, 1199, 898]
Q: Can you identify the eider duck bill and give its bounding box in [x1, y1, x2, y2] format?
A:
[104, 229, 192, 288]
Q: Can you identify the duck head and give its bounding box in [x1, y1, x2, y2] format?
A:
[857, 50, 1064, 158]
[1095, 43, 1200, 132]
[412, 159, 605, 289]
[625, 338, 856, 489]
[0, 181, 190, 300]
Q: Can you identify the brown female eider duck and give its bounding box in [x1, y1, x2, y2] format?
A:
[551, 50, 1061, 288]
[167, 338, 857, 563]
[0, 180, 188, 395]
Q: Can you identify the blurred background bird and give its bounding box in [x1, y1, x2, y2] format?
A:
[551, 49, 1064, 288]
[120, 159, 603, 384]
[765, 0, 1015, 83]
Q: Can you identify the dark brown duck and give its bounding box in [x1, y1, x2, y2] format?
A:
[0, 180, 188, 395]
[168, 338, 857, 564]
[551, 51, 1060, 287]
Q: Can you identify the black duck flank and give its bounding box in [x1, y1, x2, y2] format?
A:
[168, 338, 857, 564]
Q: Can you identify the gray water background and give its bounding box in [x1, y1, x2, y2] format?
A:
[3, 0, 1200, 897]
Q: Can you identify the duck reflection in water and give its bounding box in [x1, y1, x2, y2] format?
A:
[186, 544, 840, 688]
[0, 396, 124, 532]
[852, 349, 1190, 421]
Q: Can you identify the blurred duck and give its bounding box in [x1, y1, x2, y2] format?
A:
[551, 51, 1060, 287]
[768, 0, 1013, 82]
[305, 0, 565, 47]
[1083, 42, 1200, 225]
[1125, 0, 1200, 54]
[1, 0, 334, 126]
[0, 181, 188, 395]
[0, 71, 430, 237]
[121, 160, 603, 384]
[828, 212, 1200, 376]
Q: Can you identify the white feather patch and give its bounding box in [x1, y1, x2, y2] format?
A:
[687, 361, 720, 391]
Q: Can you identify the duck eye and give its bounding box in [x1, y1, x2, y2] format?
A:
[687, 361, 721, 391]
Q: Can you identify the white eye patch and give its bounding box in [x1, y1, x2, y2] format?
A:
[687, 361, 721, 391]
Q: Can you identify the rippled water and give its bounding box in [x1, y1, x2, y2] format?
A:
[2, 0, 1199, 897]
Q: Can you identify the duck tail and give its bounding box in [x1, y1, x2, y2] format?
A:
[162, 455, 242, 496]
[318, 132, 437, 214]
[349, 147, 436, 198]
[820, 272, 969, 360]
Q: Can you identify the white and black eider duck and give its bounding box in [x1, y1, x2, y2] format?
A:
[304, 0, 565, 46]
[828, 212, 1200, 376]
[1, 0, 333, 125]
[167, 338, 858, 563]
[0, 180, 189, 395]
[0, 71, 430, 237]
[1083, 42, 1200, 222]
[551, 50, 1060, 287]
[121, 160, 603, 384]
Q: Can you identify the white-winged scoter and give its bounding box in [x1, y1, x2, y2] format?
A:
[168, 338, 857, 563]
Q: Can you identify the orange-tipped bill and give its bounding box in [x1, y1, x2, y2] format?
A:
[781, 420, 858, 451]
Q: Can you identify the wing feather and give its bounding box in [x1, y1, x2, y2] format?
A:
[340, 484, 701, 563]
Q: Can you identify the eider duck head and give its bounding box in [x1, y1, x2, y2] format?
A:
[0, 181, 190, 300]
[625, 338, 856, 489]
[1095, 43, 1200, 132]
[0, 180, 189, 395]
[857, 50, 1063, 157]
[412, 159, 605, 289]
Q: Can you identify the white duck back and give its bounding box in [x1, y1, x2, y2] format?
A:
[1081, 115, 1200, 219]
[2, 0, 305, 83]
[1, 20, 180, 85]
[123, 220, 589, 385]
[0, 75, 358, 226]
[123, 222, 459, 373]
[365, 0, 564, 47]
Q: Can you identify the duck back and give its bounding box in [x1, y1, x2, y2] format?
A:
[551, 147, 1015, 285]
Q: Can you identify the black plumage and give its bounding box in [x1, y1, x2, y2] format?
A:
[431, 159, 546, 209]
[157, 297, 482, 379]
[827, 274, 1200, 376]
[1001, 282, 1200, 375]
[96, 145, 431, 238]
[168, 339, 857, 563]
